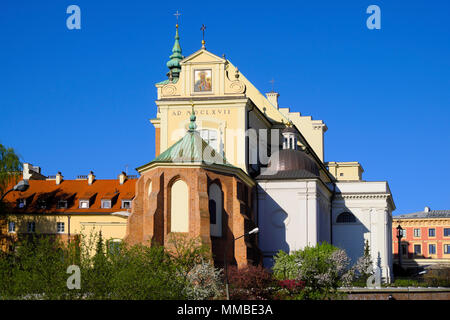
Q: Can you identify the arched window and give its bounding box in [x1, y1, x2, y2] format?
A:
[170, 180, 189, 232]
[209, 183, 222, 237]
[336, 212, 357, 223]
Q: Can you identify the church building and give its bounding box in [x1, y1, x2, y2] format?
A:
[125, 23, 396, 281]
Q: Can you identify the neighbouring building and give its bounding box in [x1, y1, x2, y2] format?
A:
[392, 207, 450, 269]
[1, 164, 135, 253]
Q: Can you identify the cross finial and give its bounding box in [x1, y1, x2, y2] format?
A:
[174, 10, 181, 27]
[269, 78, 275, 92]
[200, 24, 206, 48]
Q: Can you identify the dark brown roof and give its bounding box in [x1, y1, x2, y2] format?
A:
[265, 149, 320, 176]
[256, 169, 318, 180]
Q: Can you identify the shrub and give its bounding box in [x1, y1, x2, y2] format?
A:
[185, 261, 223, 300]
[272, 243, 355, 300]
[272, 250, 302, 280]
[227, 265, 273, 300]
[0, 230, 213, 300]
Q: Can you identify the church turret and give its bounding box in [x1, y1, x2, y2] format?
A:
[166, 23, 183, 80]
[282, 122, 300, 150]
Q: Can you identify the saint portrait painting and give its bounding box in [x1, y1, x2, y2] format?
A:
[194, 69, 212, 92]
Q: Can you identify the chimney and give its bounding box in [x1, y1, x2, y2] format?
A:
[266, 92, 280, 109]
[23, 163, 32, 180]
[88, 171, 95, 185]
[56, 172, 63, 185]
[118, 172, 127, 185]
[424, 206, 430, 213]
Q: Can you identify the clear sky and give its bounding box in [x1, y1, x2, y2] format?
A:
[1, 1, 449, 215]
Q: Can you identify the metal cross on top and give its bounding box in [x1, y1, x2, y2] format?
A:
[200, 24, 206, 48]
[269, 78, 275, 92]
[174, 10, 181, 26]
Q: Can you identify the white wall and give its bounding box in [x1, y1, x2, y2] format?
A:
[257, 179, 331, 268]
[331, 181, 395, 283]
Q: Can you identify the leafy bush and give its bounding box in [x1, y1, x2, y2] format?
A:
[0, 230, 215, 300]
[272, 243, 355, 300]
[184, 261, 223, 300]
[272, 250, 302, 280]
[227, 265, 273, 300]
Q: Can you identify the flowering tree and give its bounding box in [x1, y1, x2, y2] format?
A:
[273, 243, 355, 299]
[184, 261, 223, 300]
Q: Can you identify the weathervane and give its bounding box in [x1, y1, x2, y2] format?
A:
[200, 24, 206, 48]
[174, 10, 181, 27]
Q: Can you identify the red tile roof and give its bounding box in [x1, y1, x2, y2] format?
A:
[2, 178, 137, 214]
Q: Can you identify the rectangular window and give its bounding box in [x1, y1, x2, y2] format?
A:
[57, 222, 65, 233]
[199, 129, 218, 151]
[414, 228, 421, 237]
[121, 200, 131, 209]
[414, 244, 421, 255]
[8, 222, 15, 233]
[445, 244, 450, 254]
[401, 229, 407, 238]
[38, 200, 47, 209]
[101, 199, 112, 209]
[444, 228, 450, 237]
[79, 200, 89, 208]
[428, 228, 436, 237]
[57, 200, 68, 209]
[429, 244, 436, 255]
[27, 222, 35, 233]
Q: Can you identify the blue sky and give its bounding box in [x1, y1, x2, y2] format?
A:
[0, 1, 449, 215]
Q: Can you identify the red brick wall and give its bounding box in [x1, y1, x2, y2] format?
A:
[125, 166, 260, 268]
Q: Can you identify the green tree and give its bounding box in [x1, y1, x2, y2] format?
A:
[0, 143, 22, 197]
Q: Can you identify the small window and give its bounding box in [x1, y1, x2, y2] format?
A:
[79, 200, 89, 209]
[121, 200, 132, 209]
[401, 229, 407, 238]
[414, 244, 421, 255]
[339, 173, 344, 177]
[8, 222, 15, 233]
[429, 228, 436, 237]
[27, 222, 36, 233]
[429, 244, 436, 255]
[38, 200, 47, 209]
[414, 228, 421, 237]
[57, 200, 68, 209]
[444, 228, 450, 237]
[444, 244, 450, 254]
[57, 222, 65, 233]
[101, 200, 112, 209]
[17, 199, 26, 208]
[336, 212, 356, 223]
